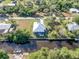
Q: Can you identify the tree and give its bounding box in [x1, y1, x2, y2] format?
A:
[7, 29, 31, 44]
[56, 0, 73, 11]
[59, 47, 71, 59]
[17, 2, 38, 17]
[29, 47, 49, 59]
[48, 48, 60, 59]
[0, 50, 9, 59]
[73, 15, 79, 24]
[18, 4, 28, 16]
[48, 31, 58, 38]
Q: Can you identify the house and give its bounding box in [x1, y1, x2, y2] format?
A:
[67, 22, 79, 31]
[69, 8, 79, 13]
[33, 20, 46, 36]
[0, 23, 12, 34]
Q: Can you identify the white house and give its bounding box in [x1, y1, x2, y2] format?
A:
[33, 22, 45, 32]
[33, 19, 46, 36]
[0, 23, 12, 34]
[67, 22, 79, 31]
[69, 8, 79, 13]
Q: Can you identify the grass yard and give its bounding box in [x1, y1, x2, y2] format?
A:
[16, 19, 37, 37]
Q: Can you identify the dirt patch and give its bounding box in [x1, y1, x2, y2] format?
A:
[17, 20, 31, 29]
[16, 19, 36, 33]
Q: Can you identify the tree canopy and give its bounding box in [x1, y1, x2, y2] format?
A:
[1, 0, 79, 16]
[7, 29, 31, 44]
[0, 50, 9, 59]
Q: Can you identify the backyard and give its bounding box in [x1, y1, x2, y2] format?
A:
[16, 19, 37, 38]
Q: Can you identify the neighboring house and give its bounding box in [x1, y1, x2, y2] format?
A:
[69, 8, 79, 13]
[67, 22, 79, 31]
[33, 19, 46, 36]
[0, 23, 12, 34]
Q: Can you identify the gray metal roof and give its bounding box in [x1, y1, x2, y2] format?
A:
[33, 22, 45, 32]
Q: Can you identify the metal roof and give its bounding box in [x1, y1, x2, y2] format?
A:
[33, 22, 45, 32]
[0, 23, 11, 29]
